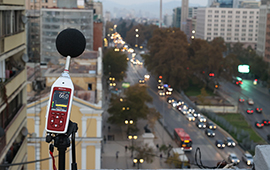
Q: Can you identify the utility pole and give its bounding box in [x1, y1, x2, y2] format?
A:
[159, 0, 162, 28]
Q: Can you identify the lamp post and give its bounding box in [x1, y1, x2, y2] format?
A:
[128, 134, 137, 158]
[135, 29, 139, 50]
[133, 158, 144, 169]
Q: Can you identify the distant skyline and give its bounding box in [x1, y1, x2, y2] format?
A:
[99, 0, 208, 6]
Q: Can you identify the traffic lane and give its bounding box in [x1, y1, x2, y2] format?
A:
[146, 88, 224, 167]
[239, 104, 269, 142]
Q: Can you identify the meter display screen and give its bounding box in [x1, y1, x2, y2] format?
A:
[51, 90, 70, 112]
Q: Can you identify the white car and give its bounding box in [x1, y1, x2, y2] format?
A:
[186, 114, 195, 121]
[198, 115, 206, 122]
[177, 105, 190, 115]
[171, 101, 179, 108]
[228, 153, 240, 165]
[144, 74, 150, 79]
[247, 98, 254, 105]
[242, 153, 253, 166]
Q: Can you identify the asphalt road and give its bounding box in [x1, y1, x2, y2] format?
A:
[123, 52, 251, 168]
[219, 79, 270, 143]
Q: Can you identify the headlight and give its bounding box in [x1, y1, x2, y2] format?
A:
[213, 133, 215, 136]
[233, 143, 236, 146]
[217, 144, 221, 147]
[203, 125, 206, 128]
[184, 111, 186, 114]
[237, 160, 240, 162]
[199, 125, 202, 127]
[222, 144, 225, 147]
[214, 126, 216, 128]
[208, 133, 210, 135]
[232, 160, 235, 162]
[247, 161, 251, 165]
[228, 142, 231, 146]
[210, 126, 212, 128]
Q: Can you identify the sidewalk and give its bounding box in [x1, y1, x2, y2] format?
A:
[101, 98, 178, 169]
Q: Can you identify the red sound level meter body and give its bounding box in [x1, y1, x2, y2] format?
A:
[45, 73, 74, 133]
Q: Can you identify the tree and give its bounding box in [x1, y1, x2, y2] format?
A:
[107, 84, 153, 126]
[165, 152, 182, 168]
[159, 144, 173, 158]
[142, 28, 191, 90]
[133, 144, 155, 163]
[103, 48, 128, 81]
[147, 108, 161, 135]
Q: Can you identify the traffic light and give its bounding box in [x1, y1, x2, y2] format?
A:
[215, 84, 219, 89]
[209, 73, 214, 77]
[159, 76, 163, 79]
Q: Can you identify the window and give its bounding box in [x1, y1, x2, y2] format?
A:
[249, 25, 253, 27]
[242, 25, 246, 27]
[250, 11, 254, 14]
[221, 15, 225, 18]
[221, 24, 225, 27]
[207, 32, 211, 35]
[208, 15, 212, 17]
[235, 33, 239, 36]
[249, 29, 253, 32]
[214, 33, 218, 35]
[241, 38, 245, 40]
[236, 16, 240, 18]
[227, 28, 231, 31]
[235, 29, 239, 32]
[207, 28, 212, 31]
[228, 20, 232, 22]
[222, 11, 226, 13]
[249, 16, 254, 19]
[243, 20, 247, 23]
[249, 20, 254, 23]
[214, 19, 218, 22]
[220, 33, 224, 36]
[248, 34, 253, 36]
[227, 33, 231, 36]
[236, 20, 240, 23]
[214, 15, 219, 18]
[227, 37, 231, 40]
[236, 11, 240, 14]
[243, 11, 247, 14]
[234, 38, 238, 40]
[88, 84, 92, 90]
[228, 11, 232, 13]
[243, 16, 247, 18]
[214, 28, 218, 31]
[208, 24, 212, 26]
[228, 15, 232, 18]
[242, 33, 246, 36]
[242, 29, 246, 32]
[208, 19, 212, 22]
[236, 25, 239, 27]
[248, 38, 252, 41]
[215, 10, 219, 13]
[221, 20, 225, 22]
[214, 24, 218, 27]
[221, 28, 225, 31]
[228, 24, 232, 27]
[208, 10, 212, 13]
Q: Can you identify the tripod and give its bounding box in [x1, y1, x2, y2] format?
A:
[46, 120, 78, 170]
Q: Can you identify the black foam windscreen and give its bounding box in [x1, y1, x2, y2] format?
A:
[56, 28, 86, 58]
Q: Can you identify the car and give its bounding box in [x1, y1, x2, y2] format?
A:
[177, 99, 185, 106]
[242, 153, 253, 166]
[186, 114, 195, 121]
[192, 112, 200, 118]
[196, 121, 206, 129]
[224, 137, 236, 147]
[167, 97, 174, 104]
[255, 121, 264, 128]
[177, 105, 190, 115]
[138, 79, 145, 84]
[215, 140, 225, 149]
[205, 129, 215, 137]
[239, 96, 245, 103]
[144, 74, 150, 79]
[247, 98, 254, 105]
[158, 90, 165, 96]
[198, 115, 207, 122]
[255, 107, 263, 113]
[188, 107, 195, 114]
[228, 153, 240, 165]
[207, 122, 217, 130]
[171, 101, 179, 107]
[246, 108, 254, 114]
[157, 84, 164, 90]
[262, 119, 270, 126]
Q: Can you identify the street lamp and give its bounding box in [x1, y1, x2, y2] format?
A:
[128, 134, 137, 158]
[133, 158, 144, 169]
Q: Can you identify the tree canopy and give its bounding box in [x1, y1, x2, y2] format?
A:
[103, 48, 128, 81]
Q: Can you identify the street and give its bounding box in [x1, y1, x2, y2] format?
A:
[124, 52, 251, 168]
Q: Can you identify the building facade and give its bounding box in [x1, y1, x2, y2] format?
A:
[181, 0, 189, 31]
[256, 5, 270, 62]
[196, 7, 259, 48]
[0, 1, 28, 169]
[27, 49, 103, 170]
[40, 8, 94, 65]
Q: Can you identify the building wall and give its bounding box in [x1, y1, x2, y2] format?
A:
[93, 22, 103, 51]
[27, 96, 103, 169]
[25, 0, 57, 10]
[181, 0, 189, 31]
[196, 7, 259, 48]
[0, 0, 28, 168]
[264, 13, 270, 62]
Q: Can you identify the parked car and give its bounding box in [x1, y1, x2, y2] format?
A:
[198, 115, 207, 122]
[207, 122, 217, 130]
[186, 114, 195, 122]
[255, 107, 263, 113]
[246, 108, 254, 114]
[215, 140, 225, 149]
[228, 153, 240, 165]
[242, 153, 253, 166]
[247, 98, 254, 105]
[224, 137, 236, 147]
[255, 121, 264, 128]
[196, 121, 206, 129]
[205, 129, 215, 137]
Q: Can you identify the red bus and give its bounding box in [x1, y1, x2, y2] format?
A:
[174, 128, 192, 151]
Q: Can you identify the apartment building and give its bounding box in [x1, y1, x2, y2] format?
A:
[0, 1, 28, 170]
[27, 49, 103, 169]
[196, 7, 259, 48]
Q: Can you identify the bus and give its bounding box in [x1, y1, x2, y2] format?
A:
[174, 128, 192, 151]
[232, 76, 243, 86]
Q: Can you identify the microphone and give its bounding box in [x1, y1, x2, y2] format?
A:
[56, 28, 86, 58]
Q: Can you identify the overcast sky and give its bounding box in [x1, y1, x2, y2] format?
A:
[99, 0, 208, 6]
